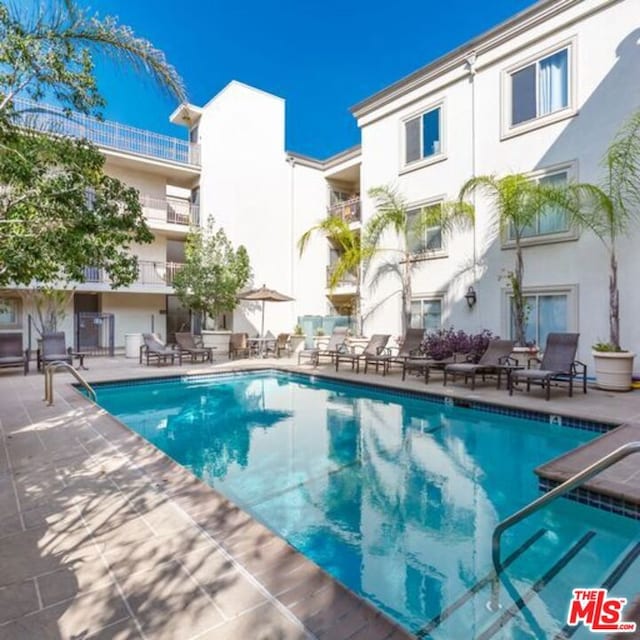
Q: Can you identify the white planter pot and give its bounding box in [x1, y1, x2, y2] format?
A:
[592, 350, 635, 391]
[201, 330, 232, 358]
[289, 335, 307, 354]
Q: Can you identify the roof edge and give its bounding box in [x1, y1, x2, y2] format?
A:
[350, 0, 584, 119]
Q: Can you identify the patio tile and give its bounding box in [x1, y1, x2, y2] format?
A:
[193, 602, 308, 640]
[37, 560, 114, 608]
[0, 584, 129, 640]
[0, 580, 40, 624]
[118, 561, 225, 640]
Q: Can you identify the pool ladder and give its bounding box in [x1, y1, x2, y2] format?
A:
[489, 440, 640, 612]
[44, 360, 97, 406]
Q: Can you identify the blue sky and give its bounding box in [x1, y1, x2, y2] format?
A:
[86, 0, 536, 159]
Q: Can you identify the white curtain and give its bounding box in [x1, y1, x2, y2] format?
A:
[538, 50, 568, 115]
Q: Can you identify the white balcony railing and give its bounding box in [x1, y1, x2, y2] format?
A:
[83, 261, 184, 287]
[326, 265, 357, 288]
[141, 195, 200, 227]
[12, 98, 201, 166]
[327, 197, 361, 223]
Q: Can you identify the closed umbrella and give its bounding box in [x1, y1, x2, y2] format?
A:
[237, 284, 294, 341]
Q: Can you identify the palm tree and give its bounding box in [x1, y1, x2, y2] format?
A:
[0, 0, 186, 119]
[562, 110, 640, 349]
[298, 216, 369, 335]
[458, 174, 568, 346]
[366, 185, 473, 334]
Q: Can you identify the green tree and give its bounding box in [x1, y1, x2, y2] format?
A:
[458, 174, 568, 346]
[0, 0, 186, 288]
[366, 185, 473, 334]
[298, 216, 370, 335]
[172, 218, 252, 330]
[562, 110, 640, 349]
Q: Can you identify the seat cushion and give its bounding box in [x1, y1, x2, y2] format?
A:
[0, 357, 24, 365]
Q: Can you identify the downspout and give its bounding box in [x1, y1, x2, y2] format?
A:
[286, 156, 296, 328]
[466, 52, 478, 281]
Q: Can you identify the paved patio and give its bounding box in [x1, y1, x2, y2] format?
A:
[1, 354, 640, 639]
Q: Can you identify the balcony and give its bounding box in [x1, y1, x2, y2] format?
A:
[141, 195, 200, 228]
[12, 98, 201, 166]
[327, 197, 361, 223]
[326, 265, 357, 288]
[83, 261, 184, 288]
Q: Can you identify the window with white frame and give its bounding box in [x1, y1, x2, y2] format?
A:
[411, 298, 442, 332]
[509, 291, 569, 347]
[0, 297, 22, 330]
[508, 169, 570, 240]
[407, 203, 443, 255]
[404, 105, 442, 165]
[510, 47, 569, 127]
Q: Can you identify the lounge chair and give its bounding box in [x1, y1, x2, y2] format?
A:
[0, 333, 29, 375]
[363, 328, 424, 375]
[39, 332, 72, 371]
[229, 333, 251, 359]
[141, 333, 178, 366]
[175, 332, 212, 363]
[266, 333, 291, 358]
[509, 333, 587, 400]
[402, 352, 459, 384]
[298, 326, 348, 366]
[443, 339, 516, 390]
[335, 334, 391, 373]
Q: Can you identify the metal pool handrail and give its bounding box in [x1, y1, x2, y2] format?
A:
[489, 441, 640, 612]
[44, 361, 97, 406]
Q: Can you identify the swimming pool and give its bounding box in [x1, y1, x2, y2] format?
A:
[91, 371, 640, 638]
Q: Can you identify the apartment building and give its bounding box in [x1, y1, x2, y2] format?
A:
[1, 0, 638, 367]
[353, 0, 640, 367]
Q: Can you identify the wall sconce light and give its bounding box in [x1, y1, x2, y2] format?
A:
[464, 286, 477, 309]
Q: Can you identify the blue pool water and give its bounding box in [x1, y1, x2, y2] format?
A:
[92, 372, 640, 638]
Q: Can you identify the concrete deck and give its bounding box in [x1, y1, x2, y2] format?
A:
[2, 354, 640, 639]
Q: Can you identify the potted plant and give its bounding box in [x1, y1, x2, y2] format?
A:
[289, 324, 306, 354]
[564, 110, 640, 390]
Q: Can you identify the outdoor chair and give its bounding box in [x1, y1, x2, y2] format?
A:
[0, 333, 29, 375]
[363, 328, 424, 375]
[509, 333, 587, 400]
[298, 326, 348, 366]
[402, 352, 459, 384]
[266, 333, 291, 358]
[229, 333, 251, 359]
[335, 334, 391, 373]
[39, 332, 72, 371]
[175, 332, 212, 363]
[443, 339, 516, 390]
[141, 333, 179, 366]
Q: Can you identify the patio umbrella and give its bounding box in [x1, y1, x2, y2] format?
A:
[237, 284, 294, 338]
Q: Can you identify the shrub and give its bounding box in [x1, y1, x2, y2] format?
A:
[421, 328, 495, 362]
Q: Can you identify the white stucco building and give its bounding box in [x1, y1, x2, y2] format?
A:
[1, 0, 639, 370]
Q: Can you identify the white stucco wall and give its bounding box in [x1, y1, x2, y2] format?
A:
[357, 0, 640, 367]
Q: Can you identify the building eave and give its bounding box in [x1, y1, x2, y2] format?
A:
[350, 0, 588, 120]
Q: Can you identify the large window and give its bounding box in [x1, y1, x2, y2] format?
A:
[0, 297, 22, 330]
[407, 203, 443, 255]
[511, 48, 569, 127]
[508, 170, 570, 240]
[405, 106, 442, 165]
[510, 292, 568, 347]
[411, 298, 442, 332]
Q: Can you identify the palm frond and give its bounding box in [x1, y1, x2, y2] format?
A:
[366, 185, 409, 246]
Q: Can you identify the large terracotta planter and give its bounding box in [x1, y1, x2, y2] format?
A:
[592, 350, 635, 391]
[201, 330, 232, 358]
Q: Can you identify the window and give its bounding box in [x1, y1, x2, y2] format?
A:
[407, 203, 443, 254]
[405, 106, 442, 165]
[411, 299, 442, 331]
[510, 292, 568, 347]
[0, 297, 22, 330]
[511, 48, 569, 127]
[508, 170, 570, 240]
